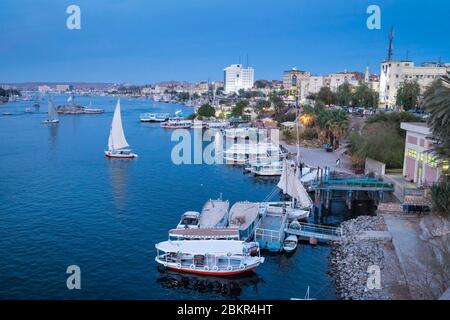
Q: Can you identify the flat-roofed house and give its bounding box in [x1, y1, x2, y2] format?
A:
[401, 122, 443, 186]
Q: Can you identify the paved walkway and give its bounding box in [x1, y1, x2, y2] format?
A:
[281, 142, 354, 174]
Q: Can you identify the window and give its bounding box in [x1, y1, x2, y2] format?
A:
[407, 148, 417, 159]
[419, 153, 425, 162]
[426, 155, 437, 167]
[443, 161, 449, 171]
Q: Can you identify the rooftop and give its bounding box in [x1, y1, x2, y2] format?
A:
[400, 122, 431, 135]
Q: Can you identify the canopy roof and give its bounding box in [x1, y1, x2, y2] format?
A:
[155, 240, 249, 255]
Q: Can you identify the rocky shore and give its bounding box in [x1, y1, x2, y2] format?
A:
[330, 216, 391, 300]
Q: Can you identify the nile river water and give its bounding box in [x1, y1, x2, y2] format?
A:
[0, 95, 344, 299]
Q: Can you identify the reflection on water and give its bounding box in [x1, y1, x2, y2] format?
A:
[47, 124, 58, 146]
[107, 158, 133, 212]
[156, 269, 264, 299]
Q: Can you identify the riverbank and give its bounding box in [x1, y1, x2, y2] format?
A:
[329, 215, 409, 300]
[330, 211, 450, 300]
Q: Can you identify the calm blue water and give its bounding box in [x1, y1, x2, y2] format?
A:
[0, 95, 337, 300]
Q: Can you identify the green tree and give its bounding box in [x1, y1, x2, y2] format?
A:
[254, 80, 266, 89]
[177, 92, 189, 101]
[197, 103, 216, 118]
[314, 108, 349, 148]
[396, 80, 420, 110]
[231, 100, 249, 117]
[269, 93, 285, 114]
[336, 82, 352, 106]
[317, 87, 337, 105]
[255, 100, 271, 117]
[352, 83, 378, 108]
[422, 74, 450, 218]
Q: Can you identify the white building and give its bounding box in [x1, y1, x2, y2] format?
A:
[379, 60, 449, 109]
[55, 84, 73, 92]
[38, 85, 51, 93]
[223, 64, 254, 94]
[326, 72, 360, 92]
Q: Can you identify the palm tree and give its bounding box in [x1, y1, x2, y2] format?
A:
[422, 72, 450, 218]
[423, 73, 450, 163]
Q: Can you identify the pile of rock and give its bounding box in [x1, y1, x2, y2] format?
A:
[330, 216, 391, 300]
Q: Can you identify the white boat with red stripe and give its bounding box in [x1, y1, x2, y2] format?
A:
[155, 240, 264, 276]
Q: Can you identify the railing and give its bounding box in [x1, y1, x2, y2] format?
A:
[255, 228, 282, 243]
[285, 222, 343, 241]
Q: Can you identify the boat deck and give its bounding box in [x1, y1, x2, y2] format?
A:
[228, 202, 260, 230]
[169, 228, 240, 240]
[199, 199, 229, 228]
[254, 210, 287, 251]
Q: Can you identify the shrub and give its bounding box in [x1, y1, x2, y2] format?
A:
[430, 178, 450, 218]
[301, 127, 318, 140]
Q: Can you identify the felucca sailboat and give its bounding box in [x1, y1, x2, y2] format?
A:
[104, 99, 138, 158]
[42, 97, 59, 124]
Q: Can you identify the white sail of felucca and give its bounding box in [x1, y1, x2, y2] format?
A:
[108, 99, 129, 151]
[277, 159, 312, 208]
[48, 97, 58, 121]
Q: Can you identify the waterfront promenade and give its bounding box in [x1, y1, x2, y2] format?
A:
[281, 142, 354, 174]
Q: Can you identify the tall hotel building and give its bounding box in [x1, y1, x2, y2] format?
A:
[224, 64, 254, 93]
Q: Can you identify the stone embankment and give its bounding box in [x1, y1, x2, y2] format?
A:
[330, 216, 391, 300]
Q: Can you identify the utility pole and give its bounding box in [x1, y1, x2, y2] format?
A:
[387, 26, 394, 61]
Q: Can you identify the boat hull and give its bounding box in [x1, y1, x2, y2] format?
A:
[104, 151, 138, 158]
[161, 125, 192, 129]
[253, 171, 282, 177]
[165, 265, 257, 276]
[41, 120, 59, 124]
[283, 245, 297, 253]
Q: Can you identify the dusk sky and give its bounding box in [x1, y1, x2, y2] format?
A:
[1, 0, 449, 84]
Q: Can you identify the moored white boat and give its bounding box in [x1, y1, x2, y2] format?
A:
[140, 112, 170, 122]
[155, 240, 264, 276]
[206, 121, 230, 129]
[104, 99, 138, 159]
[161, 118, 192, 129]
[245, 160, 283, 176]
[176, 211, 200, 229]
[283, 235, 298, 253]
[224, 142, 281, 165]
[168, 227, 240, 241]
[228, 202, 261, 241]
[191, 120, 206, 129]
[199, 198, 230, 228]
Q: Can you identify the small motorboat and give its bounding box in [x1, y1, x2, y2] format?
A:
[283, 235, 298, 253]
[176, 211, 200, 229]
[25, 108, 33, 113]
